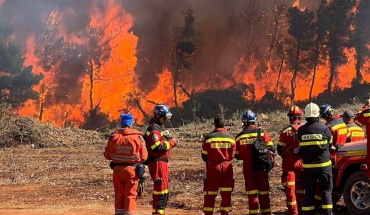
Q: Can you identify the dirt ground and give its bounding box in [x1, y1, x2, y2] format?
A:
[0, 119, 348, 215]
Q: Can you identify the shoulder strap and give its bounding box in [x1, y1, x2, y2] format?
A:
[257, 128, 261, 140]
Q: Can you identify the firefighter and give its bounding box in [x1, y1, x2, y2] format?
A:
[298, 102, 333, 215]
[319, 104, 347, 154]
[277, 105, 304, 215]
[319, 104, 347, 205]
[341, 110, 365, 142]
[354, 99, 370, 179]
[104, 113, 148, 215]
[201, 114, 235, 215]
[144, 104, 177, 215]
[235, 110, 275, 215]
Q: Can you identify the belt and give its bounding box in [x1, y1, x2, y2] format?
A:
[113, 163, 138, 167]
[155, 157, 169, 163]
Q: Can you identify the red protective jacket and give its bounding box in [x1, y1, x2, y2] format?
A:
[104, 128, 148, 164]
[325, 114, 347, 147]
[346, 121, 365, 142]
[235, 125, 274, 166]
[201, 128, 235, 164]
[277, 122, 302, 170]
[144, 119, 176, 163]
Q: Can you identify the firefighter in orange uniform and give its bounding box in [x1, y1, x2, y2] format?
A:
[341, 110, 365, 142]
[235, 110, 275, 215]
[104, 113, 148, 215]
[355, 99, 370, 179]
[202, 114, 236, 215]
[277, 105, 304, 215]
[144, 104, 177, 215]
[319, 104, 349, 207]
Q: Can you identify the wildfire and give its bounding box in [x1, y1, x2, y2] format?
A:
[12, 0, 369, 127]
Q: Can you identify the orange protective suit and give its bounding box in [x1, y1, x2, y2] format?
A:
[104, 128, 148, 215]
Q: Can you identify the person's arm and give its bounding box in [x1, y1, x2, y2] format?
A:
[138, 135, 148, 163]
[104, 134, 115, 160]
[201, 138, 208, 163]
[148, 130, 175, 152]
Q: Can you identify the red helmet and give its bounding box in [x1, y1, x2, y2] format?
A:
[287, 105, 303, 117]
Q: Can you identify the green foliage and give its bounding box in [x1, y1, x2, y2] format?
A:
[0, 17, 42, 108]
[351, 0, 370, 85]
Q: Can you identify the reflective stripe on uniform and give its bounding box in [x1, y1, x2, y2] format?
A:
[347, 150, 367, 156]
[164, 141, 170, 150]
[331, 123, 346, 131]
[220, 187, 233, 191]
[288, 201, 297, 206]
[286, 181, 295, 186]
[278, 141, 287, 146]
[296, 189, 304, 194]
[236, 133, 265, 141]
[355, 119, 364, 126]
[246, 190, 258, 195]
[202, 149, 208, 155]
[146, 131, 151, 135]
[153, 189, 169, 195]
[235, 151, 239, 154]
[210, 142, 232, 148]
[300, 140, 327, 146]
[303, 160, 331, 168]
[266, 141, 273, 146]
[220, 206, 232, 211]
[302, 206, 315, 211]
[151, 141, 162, 149]
[322, 204, 333, 209]
[204, 191, 218, 195]
[315, 195, 322, 200]
[156, 209, 165, 214]
[249, 209, 260, 214]
[364, 113, 370, 117]
[206, 137, 235, 144]
[203, 207, 214, 212]
[259, 190, 269, 195]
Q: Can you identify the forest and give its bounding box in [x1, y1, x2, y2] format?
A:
[0, 0, 369, 129]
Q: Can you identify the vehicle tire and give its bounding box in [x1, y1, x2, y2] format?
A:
[343, 171, 370, 215]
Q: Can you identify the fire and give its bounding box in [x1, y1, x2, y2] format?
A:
[293, 0, 300, 8]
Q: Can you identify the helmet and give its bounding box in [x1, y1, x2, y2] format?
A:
[154, 104, 172, 119]
[319, 104, 333, 117]
[287, 105, 303, 117]
[242, 110, 257, 123]
[120, 113, 134, 126]
[304, 102, 320, 118]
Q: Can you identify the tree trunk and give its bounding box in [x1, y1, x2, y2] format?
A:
[327, 59, 335, 94]
[275, 53, 285, 98]
[290, 41, 300, 104]
[309, 43, 320, 100]
[89, 56, 94, 109]
[354, 52, 363, 86]
[38, 99, 44, 122]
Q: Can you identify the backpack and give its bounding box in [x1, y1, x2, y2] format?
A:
[252, 128, 274, 172]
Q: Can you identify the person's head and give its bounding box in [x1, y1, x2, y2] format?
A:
[120, 113, 134, 128]
[341, 110, 355, 124]
[319, 104, 334, 121]
[153, 104, 172, 125]
[214, 114, 225, 129]
[304, 102, 320, 124]
[242, 110, 257, 126]
[287, 105, 303, 124]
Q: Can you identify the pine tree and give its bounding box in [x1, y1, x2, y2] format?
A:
[0, 17, 42, 108]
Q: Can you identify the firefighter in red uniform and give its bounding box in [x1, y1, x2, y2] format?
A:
[201, 114, 235, 215]
[277, 105, 304, 215]
[341, 110, 365, 142]
[355, 99, 370, 179]
[104, 113, 148, 215]
[144, 104, 177, 215]
[319, 104, 348, 205]
[235, 110, 275, 215]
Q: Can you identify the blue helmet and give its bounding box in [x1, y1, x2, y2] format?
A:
[154, 104, 172, 119]
[242, 110, 257, 123]
[319, 104, 333, 117]
[120, 113, 134, 126]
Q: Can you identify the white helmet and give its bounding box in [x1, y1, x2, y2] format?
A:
[304, 102, 320, 118]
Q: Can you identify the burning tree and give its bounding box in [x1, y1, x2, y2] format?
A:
[0, 17, 42, 108]
[285, 7, 315, 104]
[325, 0, 356, 94]
[171, 7, 198, 108]
[352, 0, 370, 86]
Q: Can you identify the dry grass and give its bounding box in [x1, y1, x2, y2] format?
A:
[0, 102, 363, 214]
